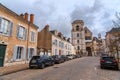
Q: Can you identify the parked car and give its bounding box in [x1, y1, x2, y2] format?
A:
[100, 56, 118, 70]
[66, 54, 74, 60]
[100, 53, 109, 57]
[29, 55, 54, 69]
[61, 55, 69, 61]
[51, 55, 64, 64]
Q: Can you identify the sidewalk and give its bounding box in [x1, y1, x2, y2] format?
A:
[0, 63, 29, 76]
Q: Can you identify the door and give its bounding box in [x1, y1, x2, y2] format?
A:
[0, 44, 7, 67]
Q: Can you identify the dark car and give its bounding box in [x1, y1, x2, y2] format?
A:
[100, 56, 118, 70]
[100, 53, 109, 57]
[61, 55, 69, 61]
[29, 55, 54, 69]
[52, 55, 64, 64]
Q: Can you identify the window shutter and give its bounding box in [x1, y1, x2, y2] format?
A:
[34, 48, 37, 56]
[16, 25, 20, 38]
[0, 17, 2, 27]
[28, 48, 30, 60]
[13, 46, 18, 61]
[9, 22, 13, 36]
[22, 47, 26, 60]
[25, 29, 28, 40]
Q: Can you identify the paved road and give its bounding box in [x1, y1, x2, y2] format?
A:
[0, 57, 120, 80]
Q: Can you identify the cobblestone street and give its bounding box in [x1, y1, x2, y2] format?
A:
[0, 57, 120, 80]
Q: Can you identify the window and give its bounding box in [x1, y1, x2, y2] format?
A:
[85, 30, 87, 33]
[77, 40, 79, 43]
[16, 47, 23, 60]
[59, 41, 61, 47]
[76, 25, 79, 31]
[31, 31, 35, 42]
[77, 46, 80, 50]
[55, 49, 57, 55]
[85, 36, 91, 40]
[17, 25, 25, 39]
[29, 48, 34, 59]
[55, 40, 57, 46]
[0, 17, 13, 36]
[77, 33, 79, 37]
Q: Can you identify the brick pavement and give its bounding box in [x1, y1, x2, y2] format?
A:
[0, 63, 29, 76]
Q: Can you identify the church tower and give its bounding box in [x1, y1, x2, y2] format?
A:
[71, 20, 86, 56]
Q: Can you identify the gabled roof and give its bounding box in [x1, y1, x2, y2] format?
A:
[84, 27, 92, 34]
[109, 27, 120, 33]
[0, 3, 39, 28]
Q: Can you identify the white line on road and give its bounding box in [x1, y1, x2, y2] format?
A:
[94, 67, 97, 71]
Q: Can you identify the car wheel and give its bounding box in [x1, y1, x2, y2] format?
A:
[51, 62, 54, 66]
[40, 63, 45, 69]
[115, 66, 118, 70]
[29, 66, 33, 69]
[100, 66, 104, 69]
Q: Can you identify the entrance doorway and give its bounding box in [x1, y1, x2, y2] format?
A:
[0, 44, 7, 67]
[86, 47, 92, 56]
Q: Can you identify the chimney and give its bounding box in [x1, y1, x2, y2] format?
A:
[58, 32, 62, 37]
[20, 13, 24, 18]
[30, 14, 34, 23]
[44, 24, 49, 31]
[24, 12, 29, 21]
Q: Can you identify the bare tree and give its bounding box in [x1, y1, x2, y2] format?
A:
[112, 12, 120, 28]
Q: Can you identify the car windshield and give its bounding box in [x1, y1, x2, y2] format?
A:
[32, 56, 40, 59]
[102, 57, 115, 61]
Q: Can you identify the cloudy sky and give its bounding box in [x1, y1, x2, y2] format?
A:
[0, 0, 120, 38]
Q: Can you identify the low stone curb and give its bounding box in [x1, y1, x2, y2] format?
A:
[0, 63, 29, 76]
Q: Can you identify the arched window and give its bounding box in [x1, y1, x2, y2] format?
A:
[76, 25, 79, 31]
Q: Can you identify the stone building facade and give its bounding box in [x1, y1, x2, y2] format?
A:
[105, 27, 120, 57]
[0, 3, 38, 67]
[37, 25, 75, 56]
[92, 34, 106, 56]
[71, 20, 93, 56]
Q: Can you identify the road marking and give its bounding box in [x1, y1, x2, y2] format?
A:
[94, 67, 97, 70]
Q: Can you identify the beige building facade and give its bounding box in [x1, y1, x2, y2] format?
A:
[105, 27, 120, 58]
[0, 3, 38, 67]
[37, 25, 75, 56]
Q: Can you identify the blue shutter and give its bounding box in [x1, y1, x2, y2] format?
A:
[34, 48, 37, 56]
[22, 47, 26, 60]
[25, 29, 28, 40]
[13, 46, 18, 61]
[28, 48, 30, 60]
[16, 25, 20, 38]
[0, 17, 2, 27]
[9, 22, 13, 36]
[0, 17, 2, 32]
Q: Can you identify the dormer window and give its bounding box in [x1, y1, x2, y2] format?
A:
[76, 25, 79, 31]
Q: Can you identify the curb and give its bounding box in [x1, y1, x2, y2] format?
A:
[0, 67, 29, 76]
[0, 63, 29, 76]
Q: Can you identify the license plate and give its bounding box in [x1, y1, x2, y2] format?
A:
[106, 61, 112, 63]
[32, 60, 36, 63]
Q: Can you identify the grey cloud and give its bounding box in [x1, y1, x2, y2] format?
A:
[71, 0, 103, 27]
[71, 0, 112, 37]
